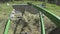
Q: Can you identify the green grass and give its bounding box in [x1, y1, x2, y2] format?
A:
[0, 1, 59, 34]
[45, 3, 60, 17]
[0, 1, 60, 18]
[32, 2, 60, 17]
[0, 3, 13, 16]
[0, 1, 41, 17]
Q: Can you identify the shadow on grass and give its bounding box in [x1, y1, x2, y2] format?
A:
[49, 27, 60, 34]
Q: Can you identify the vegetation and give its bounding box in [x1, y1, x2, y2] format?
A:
[45, 3, 60, 17]
[0, 1, 60, 34]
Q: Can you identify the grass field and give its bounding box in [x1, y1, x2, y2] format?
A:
[0, 1, 60, 17]
[0, 1, 59, 34]
[45, 3, 60, 17]
[32, 2, 60, 17]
